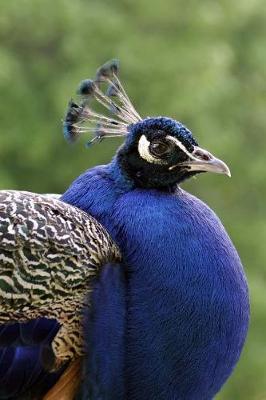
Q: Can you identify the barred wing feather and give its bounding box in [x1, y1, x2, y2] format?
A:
[0, 190, 121, 399]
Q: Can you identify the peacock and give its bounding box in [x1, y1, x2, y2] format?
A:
[0, 60, 249, 399]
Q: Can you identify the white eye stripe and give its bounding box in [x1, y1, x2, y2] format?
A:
[138, 134, 197, 166]
[138, 135, 167, 164]
[166, 136, 198, 161]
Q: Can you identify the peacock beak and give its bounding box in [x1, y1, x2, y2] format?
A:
[177, 146, 231, 177]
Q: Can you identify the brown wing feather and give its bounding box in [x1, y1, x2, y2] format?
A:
[43, 359, 81, 400]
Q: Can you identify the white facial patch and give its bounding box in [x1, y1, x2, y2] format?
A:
[138, 135, 167, 164]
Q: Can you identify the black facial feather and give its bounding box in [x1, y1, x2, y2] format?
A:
[117, 117, 200, 190]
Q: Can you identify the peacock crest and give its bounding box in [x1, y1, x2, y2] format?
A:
[63, 60, 142, 147]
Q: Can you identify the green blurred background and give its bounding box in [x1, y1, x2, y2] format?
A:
[0, 0, 265, 398]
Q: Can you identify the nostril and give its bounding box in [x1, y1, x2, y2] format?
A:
[201, 153, 212, 161]
[193, 149, 212, 161]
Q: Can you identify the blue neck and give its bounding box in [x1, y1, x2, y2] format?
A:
[61, 161, 249, 400]
[107, 157, 135, 191]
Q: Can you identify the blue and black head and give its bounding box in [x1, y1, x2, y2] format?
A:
[63, 59, 230, 189]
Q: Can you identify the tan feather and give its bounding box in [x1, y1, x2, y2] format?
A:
[43, 359, 81, 400]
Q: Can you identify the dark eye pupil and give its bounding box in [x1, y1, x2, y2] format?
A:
[150, 141, 170, 157]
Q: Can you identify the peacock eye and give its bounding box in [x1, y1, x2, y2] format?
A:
[149, 140, 173, 157]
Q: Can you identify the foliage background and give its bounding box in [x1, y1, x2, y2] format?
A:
[0, 0, 265, 398]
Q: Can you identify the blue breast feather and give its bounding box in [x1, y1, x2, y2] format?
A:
[62, 165, 249, 399]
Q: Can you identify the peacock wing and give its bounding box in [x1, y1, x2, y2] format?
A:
[0, 190, 121, 399]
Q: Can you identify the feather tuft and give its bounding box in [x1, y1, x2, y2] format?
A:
[106, 82, 120, 97]
[63, 59, 141, 147]
[96, 59, 120, 81]
[63, 100, 84, 143]
[77, 79, 97, 97]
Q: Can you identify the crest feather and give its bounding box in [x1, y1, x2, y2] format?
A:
[63, 60, 142, 147]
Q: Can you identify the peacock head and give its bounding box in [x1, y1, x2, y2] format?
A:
[63, 60, 230, 189]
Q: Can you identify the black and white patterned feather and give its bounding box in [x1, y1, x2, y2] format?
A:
[0, 190, 121, 369]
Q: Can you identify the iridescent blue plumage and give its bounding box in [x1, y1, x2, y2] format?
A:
[62, 138, 249, 398]
[59, 106, 248, 398]
[0, 320, 61, 399]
